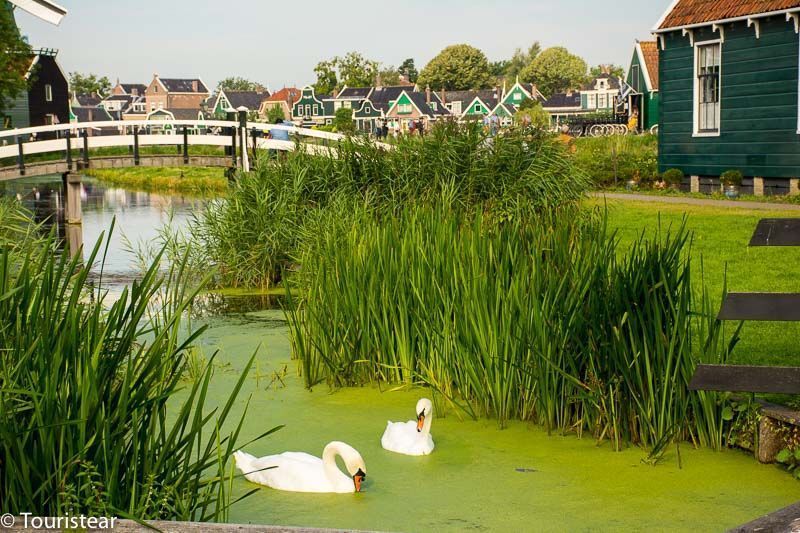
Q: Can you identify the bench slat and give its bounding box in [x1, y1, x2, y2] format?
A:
[689, 364, 800, 395]
[750, 218, 800, 247]
[718, 293, 800, 322]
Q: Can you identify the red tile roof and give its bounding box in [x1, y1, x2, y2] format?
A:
[266, 87, 301, 104]
[659, 0, 800, 29]
[639, 41, 660, 91]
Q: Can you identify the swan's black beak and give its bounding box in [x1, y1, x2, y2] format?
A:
[353, 468, 366, 492]
[417, 412, 425, 432]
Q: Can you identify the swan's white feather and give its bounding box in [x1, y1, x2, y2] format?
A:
[381, 420, 435, 456]
[233, 450, 354, 493]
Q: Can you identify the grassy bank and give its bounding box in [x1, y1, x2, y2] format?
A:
[596, 197, 800, 369]
[574, 134, 658, 186]
[86, 166, 228, 195]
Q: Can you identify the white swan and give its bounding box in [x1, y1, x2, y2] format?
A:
[233, 441, 367, 493]
[381, 398, 435, 456]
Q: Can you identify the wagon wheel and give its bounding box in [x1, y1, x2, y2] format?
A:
[650, 124, 659, 135]
[589, 124, 604, 137]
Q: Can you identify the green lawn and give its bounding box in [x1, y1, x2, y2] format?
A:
[86, 166, 228, 195]
[593, 198, 800, 368]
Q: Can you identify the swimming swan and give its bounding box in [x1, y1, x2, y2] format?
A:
[233, 441, 367, 493]
[381, 398, 435, 456]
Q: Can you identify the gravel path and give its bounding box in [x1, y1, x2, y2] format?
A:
[591, 192, 800, 212]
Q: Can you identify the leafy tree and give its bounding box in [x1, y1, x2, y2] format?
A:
[398, 58, 418, 83]
[377, 67, 401, 87]
[217, 77, 266, 92]
[417, 44, 494, 91]
[313, 60, 338, 95]
[490, 60, 510, 78]
[0, 2, 32, 117]
[314, 52, 379, 95]
[69, 72, 112, 96]
[333, 107, 355, 134]
[266, 105, 285, 123]
[515, 99, 551, 129]
[505, 42, 541, 80]
[520, 47, 588, 97]
[589, 64, 626, 80]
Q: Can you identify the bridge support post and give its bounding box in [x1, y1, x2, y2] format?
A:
[62, 172, 83, 258]
[65, 131, 72, 170]
[250, 128, 258, 169]
[82, 129, 89, 167]
[133, 127, 140, 166]
[183, 126, 189, 164]
[231, 128, 237, 168]
[17, 137, 25, 176]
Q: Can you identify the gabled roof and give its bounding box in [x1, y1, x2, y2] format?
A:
[637, 41, 659, 92]
[336, 87, 373, 100]
[389, 90, 450, 117]
[159, 78, 210, 94]
[225, 90, 269, 111]
[266, 87, 301, 104]
[656, 0, 800, 31]
[75, 94, 102, 107]
[71, 105, 113, 123]
[369, 86, 410, 112]
[120, 83, 147, 96]
[542, 92, 582, 109]
[444, 89, 500, 106]
[8, 0, 67, 26]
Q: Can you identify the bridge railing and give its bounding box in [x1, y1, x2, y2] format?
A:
[0, 120, 362, 178]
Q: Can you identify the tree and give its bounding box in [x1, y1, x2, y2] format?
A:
[333, 107, 355, 134]
[520, 47, 588, 97]
[516, 99, 551, 129]
[217, 77, 266, 92]
[0, 3, 32, 117]
[490, 60, 510, 78]
[398, 58, 418, 83]
[69, 72, 112, 96]
[589, 64, 626, 80]
[417, 44, 494, 91]
[313, 52, 379, 95]
[377, 67, 401, 87]
[265, 105, 285, 123]
[505, 42, 541, 80]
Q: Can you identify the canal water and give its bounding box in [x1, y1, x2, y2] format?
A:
[4, 175, 800, 532]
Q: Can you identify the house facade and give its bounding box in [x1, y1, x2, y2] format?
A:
[207, 89, 269, 118]
[384, 89, 449, 129]
[3, 50, 69, 131]
[143, 74, 210, 113]
[626, 41, 660, 132]
[259, 87, 301, 121]
[292, 86, 334, 126]
[653, 0, 800, 188]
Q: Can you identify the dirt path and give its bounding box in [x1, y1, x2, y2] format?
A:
[592, 192, 800, 212]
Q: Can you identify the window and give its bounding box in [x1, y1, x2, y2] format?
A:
[695, 42, 721, 134]
[474, 104, 482, 113]
[430, 102, 437, 111]
[365, 107, 371, 114]
[599, 94, 607, 109]
[45, 84, 53, 102]
[305, 104, 311, 116]
[312, 104, 319, 115]
[398, 103, 413, 114]
[513, 92, 522, 101]
[451, 102, 462, 115]
[588, 94, 597, 109]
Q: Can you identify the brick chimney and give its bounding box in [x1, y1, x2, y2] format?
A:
[440, 88, 446, 105]
[425, 85, 431, 104]
[192, 80, 199, 92]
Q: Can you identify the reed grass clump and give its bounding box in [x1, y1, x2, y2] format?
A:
[287, 203, 729, 450]
[196, 123, 589, 288]
[0, 201, 272, 521]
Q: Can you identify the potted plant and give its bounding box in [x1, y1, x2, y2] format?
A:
[721, 170, 743, 199]
[661, 168, 684, 191]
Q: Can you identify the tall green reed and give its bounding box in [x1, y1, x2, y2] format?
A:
[0, 201, 274, 521]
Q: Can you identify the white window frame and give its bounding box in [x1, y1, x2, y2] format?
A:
[45, 84, 53, 102]
[693, 39, 722, 138]
[513, 92, 522, 101]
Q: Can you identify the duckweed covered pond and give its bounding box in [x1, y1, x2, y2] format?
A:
[195, 306, 800, 533]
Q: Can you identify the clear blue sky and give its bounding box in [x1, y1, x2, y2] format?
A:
[14, 0, 669, 91]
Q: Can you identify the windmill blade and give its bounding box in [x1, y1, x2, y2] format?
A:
[8, 0, 67, 26]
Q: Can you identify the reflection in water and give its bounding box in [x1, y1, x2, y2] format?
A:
[0, 175, 204, 284]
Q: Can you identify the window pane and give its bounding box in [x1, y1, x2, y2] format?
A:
[697, 43, 721, 132]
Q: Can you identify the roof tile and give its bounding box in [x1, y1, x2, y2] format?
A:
[660, 0, 800, 29]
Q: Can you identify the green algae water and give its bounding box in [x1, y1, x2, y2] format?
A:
[195, 308, 800, 533]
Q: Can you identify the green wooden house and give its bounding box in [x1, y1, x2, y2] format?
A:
[654, 0, 800, 192]
[292, 86, 334, 127]
[626, 40, 660, 132]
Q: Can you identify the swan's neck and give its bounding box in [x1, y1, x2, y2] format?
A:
[322, 443, 352, 491]
[421, 411, 433, 436]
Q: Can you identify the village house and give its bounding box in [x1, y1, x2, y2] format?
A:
[352, 86, 407, 133]
[2, 48, 69, 132]
[442, 89, 500, 120]
[259, 87, 301, 121]
[384, 88, 450, 130]
[110, 81, 147, 98]
[206, 89, 270, 119]
[489, 80, 548, 125]
[292, 86, 335, 126]
[626, 40, 660, 132]
[653, 0, 800, 195]
[141, 74, 210, 114]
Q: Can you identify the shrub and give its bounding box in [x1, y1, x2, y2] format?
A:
[573, 134, 658, 186]
[662, 168, 684, 186]
[721, 169, 743, 187]
[333, 107, 355, 134]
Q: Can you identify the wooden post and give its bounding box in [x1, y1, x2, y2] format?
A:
[65, 131, 72, 170]
[133, 127, 140, 166]
[231, 127, 238, 167]
[17, 137, 25, 176]
[82, 129, 89, 167]
[251, 128, 258, 168]
[183, 126, 189, 164]
[62, 172, 83, 259]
